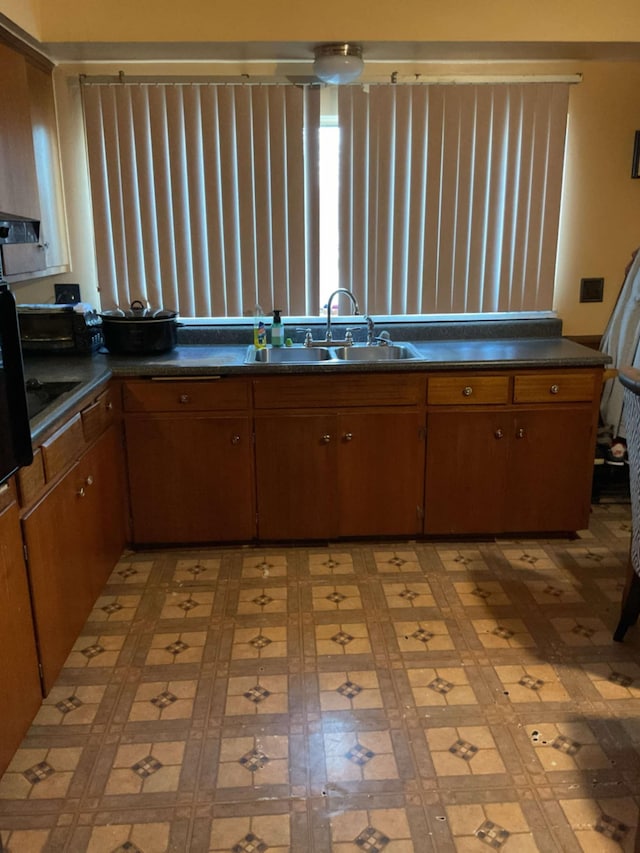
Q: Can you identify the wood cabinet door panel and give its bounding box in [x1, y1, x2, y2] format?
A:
[425, 410, 508, 534]
[506, 408, 595, 532]
[0, 44, 40, 219]
[0, 500, 42, 776]
[338, 411, 425, 537]
[82, 425, 127, 597]
[126, 415, 254, 543]
[22, 459, 95, 694]
[255, 414, 337, 540]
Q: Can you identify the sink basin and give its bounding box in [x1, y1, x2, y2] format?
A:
[246, 345, 333, 364]
[333, 343, 421, 361]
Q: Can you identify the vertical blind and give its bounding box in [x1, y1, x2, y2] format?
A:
[338, 83, 570, 314]
[82, 82, 320, 315]
[82, 79, 569, 317]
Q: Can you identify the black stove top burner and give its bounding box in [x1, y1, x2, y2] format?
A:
[25, 379, 80, 420]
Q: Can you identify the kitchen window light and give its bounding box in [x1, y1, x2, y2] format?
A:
[81, 78, 569, 318]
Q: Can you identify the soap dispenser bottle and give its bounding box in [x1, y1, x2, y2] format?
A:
[253, 304, 267, 349]
[271, 309, 284, 347]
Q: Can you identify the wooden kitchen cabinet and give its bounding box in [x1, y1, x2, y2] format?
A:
[0, 43, 40, 220]
[0, 38, 69, 280]
[253, 374, 426, 540]
[424, 369, 602, 535]
[0, 483, 42, 777]
[122, 378, 255, 544]
[22, 424, 127, 695]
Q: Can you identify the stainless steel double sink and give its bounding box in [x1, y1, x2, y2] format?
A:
[245, 342, 423, 364]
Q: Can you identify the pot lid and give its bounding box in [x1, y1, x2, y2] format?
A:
[100, 300, 178, 321]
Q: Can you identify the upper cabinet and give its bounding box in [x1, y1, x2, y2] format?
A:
[0, 42, 40, 220]
[0, 39, 69, 280]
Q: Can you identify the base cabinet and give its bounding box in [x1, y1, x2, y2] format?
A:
[122, 378, 255, 544]
[253, 374, 426, 541]
[0, 492, 42, 777]
[22, 425, 127, 694]
[424, 370, 601, 535]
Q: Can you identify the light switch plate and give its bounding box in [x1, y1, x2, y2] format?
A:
[54, 283, 81, 304]
[580, 277, 604, 303]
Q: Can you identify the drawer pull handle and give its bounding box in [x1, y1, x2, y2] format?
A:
[462, 386, 473, 397]
[343, 432, 353, 442]
[495, 428, 504, 439]
[550, 384, 559, 395]
[321, 434, 331, 444]
[516, 428, 526, 439]
[179, 394, 191, 404]
[77, 486, 86, 498]
[231, 435, 241, 445]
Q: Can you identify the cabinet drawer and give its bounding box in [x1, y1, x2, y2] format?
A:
[122, 378, 250, 412]
[513, 371, 598, 403]
[82, 387, 117, 443]
[0, 478, 16, 513]
[253, 374, 426, 409]
[41, 413, 84, 481]
[16, 448, 45, 507]
[427, 375, 510, 405]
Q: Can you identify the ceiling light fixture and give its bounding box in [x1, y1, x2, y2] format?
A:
[313, 43, 364, 85]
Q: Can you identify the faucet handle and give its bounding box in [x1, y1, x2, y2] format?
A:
[376, 330, 392, 346]
[295, 328, 314, 346]
[345, 328, 354, 345]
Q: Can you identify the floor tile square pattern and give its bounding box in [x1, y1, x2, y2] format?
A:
[1, 502, 639, 851]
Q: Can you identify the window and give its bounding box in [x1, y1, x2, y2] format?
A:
[82, 79, 569, 317]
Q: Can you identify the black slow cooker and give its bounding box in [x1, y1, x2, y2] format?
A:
[99, 301, 179, 354]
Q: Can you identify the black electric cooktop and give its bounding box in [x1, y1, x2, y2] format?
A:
[25, 379, 80, 421]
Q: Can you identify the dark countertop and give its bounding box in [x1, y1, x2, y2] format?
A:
[23, 335, 610, 444]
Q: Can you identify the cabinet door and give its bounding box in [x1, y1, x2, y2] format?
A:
[0, 499, 42, 776]
[22, 426, 127, 695]
[22, 458, 95, 694]
[0, 44, 40, 219]
[506, 407, 595, 532]
[425, 410, 508, 534]
[126, 414, 254, 543]
[26, 61, 69, 272]
[255, 413, 337, 540]
[81, 425, 127, 598]
[338, 411, 425, 537]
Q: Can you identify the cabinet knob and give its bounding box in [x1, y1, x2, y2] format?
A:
[516, 427, 526, 439]
[85, 475, 94, 486]
[321, 434, 331, 443]
[550, 384, 559, 395]
[179, 394, 191, 404]
[494, 428, 504, 439]
[343, 432, 353, 442]
[77, 486, 86, 498]
[105, 401, 113, 411]
[231, 434, 241, 445]
[462, 386, 473, 397]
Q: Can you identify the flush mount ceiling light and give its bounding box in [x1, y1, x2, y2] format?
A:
[313, 43, 364, 85]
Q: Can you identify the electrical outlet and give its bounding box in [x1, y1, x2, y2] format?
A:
[580, 277, 604, 303]
[54, 283, 81, 304]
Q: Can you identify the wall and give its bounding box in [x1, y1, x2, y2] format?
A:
[556, 62, 640, 336]
[32, 0, 640, 44]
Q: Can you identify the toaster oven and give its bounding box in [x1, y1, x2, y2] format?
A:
[17, 304, 103, 354]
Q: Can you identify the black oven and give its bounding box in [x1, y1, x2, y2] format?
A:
[0, 284, 32, 485]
